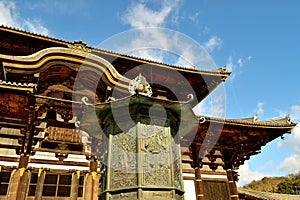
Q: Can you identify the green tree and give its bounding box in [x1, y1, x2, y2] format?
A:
[277, 177, 300, 194]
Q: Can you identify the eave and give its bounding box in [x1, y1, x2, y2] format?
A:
[182, 115, 296, 169]
[201, 115, 296, 129]
[0, 44, 230, 106]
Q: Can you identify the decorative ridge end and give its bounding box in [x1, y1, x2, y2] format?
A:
[285, 114, 291, 122]
[68, 39, 91, 52]
[220, 66, 227, 73]
[254, 114, 258, 122]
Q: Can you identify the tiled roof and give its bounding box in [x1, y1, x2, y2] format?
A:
[239, 188, 300, 200]
[0, 25, 231, 76]
[0, 25, 70, 44]
[197, 115, 296, 128]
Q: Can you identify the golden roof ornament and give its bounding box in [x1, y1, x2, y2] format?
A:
[68, 39, 91, 52]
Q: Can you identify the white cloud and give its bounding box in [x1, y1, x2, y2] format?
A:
[23, 18, 49, 35]
[122, 0, 180, 28]
[277, 153, 300, 174]
[281, 125, 300, 148]
[0, 0, 48, 35]
[237, 58, 243, 67]
[237, 56, 253, 67]
[237, 161, 272, 186]
[258, 160, 274, 170]
[226, 56, 235, 72]
[193, 99, 209, 116]
[226, 55, 252, 81]
[247, 56, 253, 61]
[276, 105, 300, 174]
[198, 26, 210, 37]
[116, 0, 222, 70]
[291, 105, 300, 121]
[189, 11, 201, 24]
[112, 1, 228, 114]
[118, 0, 181, 63]
[256, 102, 264, 116]
[204, 36, 223, 52]
[226, 56, 237, 80]
[277, 105, 300, 149]
[193, 86, 226, 117]
[113, 1, 226, 117]
[0, 0, 17, 26]
[209, 89, 226, 117]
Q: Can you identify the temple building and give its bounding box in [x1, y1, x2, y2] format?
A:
[0, 25, 296, 200]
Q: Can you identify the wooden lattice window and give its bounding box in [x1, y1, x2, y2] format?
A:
[43, 174, 71, 196]
[28, 172, 38, 196]
[78, 175, 84, 197]
[0, 171, 11, 195]
[28, 172, 84, 197]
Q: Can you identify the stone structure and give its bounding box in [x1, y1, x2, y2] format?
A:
[0, 25, 296, 200]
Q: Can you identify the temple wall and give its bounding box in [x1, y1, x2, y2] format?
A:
[181, 150, 239, 200]
[0, 158, 98, 200]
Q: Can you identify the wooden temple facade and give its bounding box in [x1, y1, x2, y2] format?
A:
[0, 25, 296, 200]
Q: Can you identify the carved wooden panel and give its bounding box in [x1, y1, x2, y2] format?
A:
[45, 127, 82, 143]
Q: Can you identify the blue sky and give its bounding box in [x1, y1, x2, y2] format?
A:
[1, 0, 300, 186]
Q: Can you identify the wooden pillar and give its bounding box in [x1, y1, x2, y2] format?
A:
[84, 172, 92, 200]
[83, 158, 99, 200]
[7, 155, 30, 200]
[35, 168, 46, 200]
[227, 170, 239, 200]
[70, 171, 80, 200]
[17, 169, 30, 200]
[92, 172, 100, 200]
[83, 172, 100, 200]
[195, 168, 204, 200]
[7, 168, 20, 200]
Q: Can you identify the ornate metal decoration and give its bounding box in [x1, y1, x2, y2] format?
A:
[187, 93, 194, 102]
[128, 73, 152, 97]
[140, 124, 172, 186]
[105, 96, 116, 103]
[110, 126, 137, 189]
[199, 116, 206, 124]
[81, 96, 93, 106]
[67, 39, 92, 52]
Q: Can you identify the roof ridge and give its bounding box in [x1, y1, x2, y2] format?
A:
[0, 24, 71, 44]
[93, 46, 231, 74]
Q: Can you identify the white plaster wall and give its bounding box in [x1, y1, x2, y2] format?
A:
[183, 179, 196, 200]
